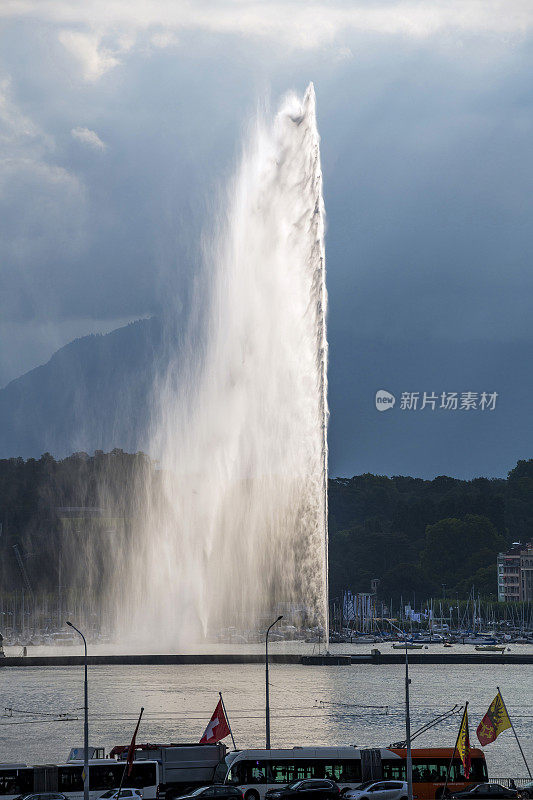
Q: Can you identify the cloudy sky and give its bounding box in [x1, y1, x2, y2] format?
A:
[1, 0, 532, 478]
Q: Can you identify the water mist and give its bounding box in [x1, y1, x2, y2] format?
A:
[117, 84, 328, 649]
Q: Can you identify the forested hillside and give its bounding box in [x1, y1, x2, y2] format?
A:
[0, 451, 531, 602]
[329, 460, 533, 602]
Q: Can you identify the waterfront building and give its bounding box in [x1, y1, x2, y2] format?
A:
[520, 542, 533, 601]
[497, 542, 533, 601]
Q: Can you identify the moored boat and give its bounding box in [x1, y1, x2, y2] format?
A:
[392, 642, 424, 649]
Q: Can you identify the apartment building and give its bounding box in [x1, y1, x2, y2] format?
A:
[497, 542, 533, 602]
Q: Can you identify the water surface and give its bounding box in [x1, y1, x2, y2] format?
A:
[1, 662, 530, 779]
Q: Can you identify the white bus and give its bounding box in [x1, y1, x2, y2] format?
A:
[213, 747, 377, 800]
[0, 760, 160, 800]
[213, 747, 489, 800]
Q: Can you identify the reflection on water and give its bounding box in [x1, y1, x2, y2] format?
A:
[0, 663, 530, 778]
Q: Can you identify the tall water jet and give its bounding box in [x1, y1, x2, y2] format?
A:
[117, 84, 328, 648]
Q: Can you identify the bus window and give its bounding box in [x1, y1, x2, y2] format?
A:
[412, 764, 447, 783]
[310, 763, 328, 780]
[58, 766, 84, 792]
[339, 762, 362, 782]
[446, 761, 484, 783]
[268, 762, 360, 785]
[382, 762, 407, 781]
[0, 769, 34, 796]
[469, 760, 488, 783]
[214, 762, 229, 784]
[227, 764, 244, 784]
[228, 759, 363, 787]
[294, 764, 313, 781]
[318, 764, 348, 782]
[88, 766, 119, 791]
[129, 764, 158, 789]
[228, 762, 267, 785]
[322, 765, 342, 782]
[270, 764, 294, 784]
[409, 759, 487, 784]
[268, 763, 311, 783]
[250, 764, 266, 785]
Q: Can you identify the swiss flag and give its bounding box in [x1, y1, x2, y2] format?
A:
[199, 699, 231, 744]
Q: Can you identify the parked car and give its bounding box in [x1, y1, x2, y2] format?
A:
[176, 788, 244, 800]
[520, 783, 533, 799]
[13, 794, 68, 800]
[265, 779, 340, 799]
[342, 781, 408, 800]
[99, 791, 143, 800]
[450, 785, 520, 799]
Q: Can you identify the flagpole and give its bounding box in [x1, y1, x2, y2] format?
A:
[219, 692, 236, 750]
[443, 703, 467, 798]
[117, 707, 144, 800]
[117, 757, 129, 800]
[497, 687, 531, 779]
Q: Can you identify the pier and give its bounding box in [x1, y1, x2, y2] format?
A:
[1, 651, 533, 666]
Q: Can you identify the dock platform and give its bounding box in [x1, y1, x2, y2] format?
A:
[1, 652, 532, 666]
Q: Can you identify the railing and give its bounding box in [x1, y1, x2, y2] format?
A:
[489, 778, 531, 789]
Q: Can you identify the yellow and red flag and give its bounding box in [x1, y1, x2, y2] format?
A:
[457, 707, 472, 779]
[477, 691, 511, 746]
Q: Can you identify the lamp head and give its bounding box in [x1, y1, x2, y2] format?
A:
[276, 615, 283, 622]
[66, 620, 73, 628]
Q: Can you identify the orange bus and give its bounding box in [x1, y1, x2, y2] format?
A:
[389, 748, 488, 799]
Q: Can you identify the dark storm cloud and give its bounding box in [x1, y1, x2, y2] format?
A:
[0, 3, 532, 476]
[2, 25, 531, 333]
[0, 25, 264, 330]
[318, 39, 533, 344]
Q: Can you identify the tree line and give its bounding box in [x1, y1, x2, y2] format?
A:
[329, 459, 533, 602]
[0, 450, 531, 603]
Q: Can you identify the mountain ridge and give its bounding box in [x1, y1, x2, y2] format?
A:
[0, 317, 162, 459]
[1, 319, 532, 479]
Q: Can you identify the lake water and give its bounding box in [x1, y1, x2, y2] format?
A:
[0, 660, 531, 779]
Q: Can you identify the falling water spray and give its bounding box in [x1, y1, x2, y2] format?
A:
[115, 84, 329, 649]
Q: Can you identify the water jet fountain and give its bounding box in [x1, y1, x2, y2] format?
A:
[115, 84, 329, 650]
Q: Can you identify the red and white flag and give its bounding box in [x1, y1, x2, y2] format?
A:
[199, 698, 231, 744]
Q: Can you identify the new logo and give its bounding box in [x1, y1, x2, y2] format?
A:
[375, 389, 396, 411]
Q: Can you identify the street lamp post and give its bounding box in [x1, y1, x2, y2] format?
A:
[387, 619, 413, 800]
[67, 621, 89, 800]
[404, 643, 413, 800]
[265, 615, 283, 749]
